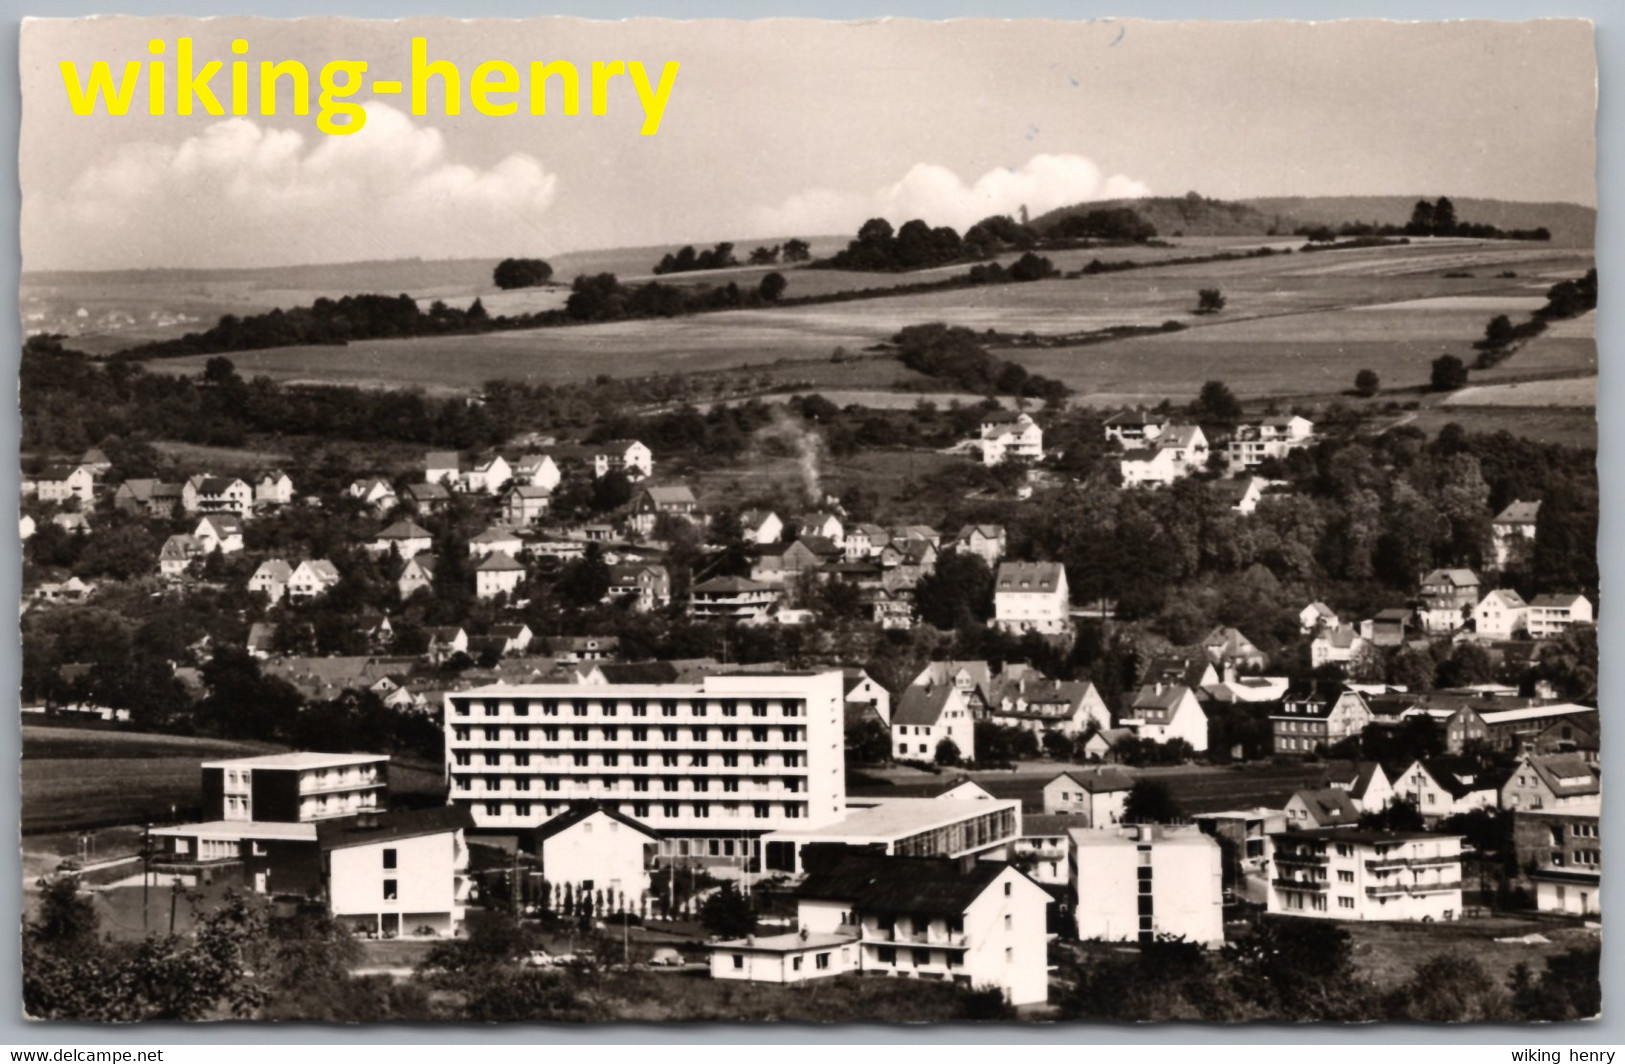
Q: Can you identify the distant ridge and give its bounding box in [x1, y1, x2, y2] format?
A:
[1031, 193, 1594, 248]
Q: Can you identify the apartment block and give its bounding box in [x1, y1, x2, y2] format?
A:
[202, 752, 388, 823]
[1266, 828, 1463, 922]
[1071, 824, 1225, 947]
[443, 672, 847, 864]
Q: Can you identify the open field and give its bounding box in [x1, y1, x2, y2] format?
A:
[137, 239, 1593, 404]
[1402, 406, 1597, 450]
[22, 724, 281, 762]
[1345, 915, 1599, 988]
[1445, 377, 1598, 407]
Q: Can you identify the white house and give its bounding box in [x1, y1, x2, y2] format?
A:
[1121, 684, 1208, 753]
[1525, 594, 1593, 637]
[511, 454, 562, 492]
[349, 478, 398, 515]
[193, 514, 244, 555]
[740, 509, 785, 546]
[1103, 409, 1168, 448]
[1043, 768, 1133, 827]
[733, 849, 1050, 1005]
[1267, 828, 1463, 923]
[398, 553, 437, 599]
[1472, 589, 1529, 641]
[460, 454, 512, 495]
[287, 560, 341, 602]
[532, 803, 658, 902]
[1225, 415, 1314, 472]
[1310, 624, 1369, 670]
[320, 806, 472, 939]
[425, 451, 461, 487]
[159, 534, 207, 578]
[468, 527, 524, 560]
[502, 485, 552, 527]
[1393, 758, 1505, 823]
[370, 520, 434, 560]
[891, 685, 976, 763]
[1489, 499, 1540, 571]
[475, 552, 526, 600]
[949, 524, 1007, 568]
[594, 440, 654, 481]
[1120, 425, 1209, 488]
[1072, 824, 1224, 947]
[255, 470, 295, 507]
[978, 411, 1044, 466]
[1299, 601, 1340, 634]
[249, 559, 294, 604]
[992, 561, 1070, 635]
[36, 466, 97, 507]
[986, 677, 1110, 736]
[183, 476, 253, 518]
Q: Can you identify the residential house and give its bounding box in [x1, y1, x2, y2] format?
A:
[1525, 594, 1594, 637]
[183, 476, 253, 518]
[531, 802, 658, 903]
[1225, 415, 1314, 472]
[1311, 625, 1369, 671]
[1073, 824, 1224, 947]
[1499, 752, 1599, 813]
[1201, 626, 1267, 671]
[1016, 814, 1089, 891]
[37, 466, 96, 508]
[1102, 409, 1168, 448]
[1121, 684, 1208, 752]
[370, 520, 434, 560]
[510, 454, 562, 492]
[194, 514, 244, 554]
[1193, 808, 1286, 878]
[1472, 589, 1529, 641]
[949, 524, 1007, 568]
[246, 622, 278, 659]
[52, 512, 90, 535]
[1299, 601, 1339, 634]
[1119, 425, 1208, 488]
[1142, 654, 1220, 691]
[879, 538, 936, 586]
[255, 470, 295, 507]
[1418, 568, 1482, 634]
[249, 560, 294, 604]
[425, 627, 468, 664]
[979, 410, 1044, 466]
[200, 752, 388, 823]
[689, 576, 776, 621]
[796, 512, 845, 548]
[114, 479, 181, 518]
[1512, 802, 1600, 916]
[843, 667, 892, 725]
[1214, 475, 1269, 515]
[594, 440, 653, 481]
[1042, 768, 1133, 827]
[401, 482, 451, 514]
[1489, 499, 1540, 571]
[425, 451, 461, 486]
[740, 509, 784, 546]
[911, 661, 996, 717]
[986, 677, 1110, 736]
[78, 448, 112, 477]
[468, 527, 524, 560]
[1393, 758, 1508, 824]
[321, 805, 472, 938]
[159, 534, 207, 578]
[1360, 608, 1414, 647]
[1533, 716, 1600, 763]
[1267, 829, 1463, 922]
[606, 562, 671, 612]
[474, 552, 526, 600]
[891, 685, 976, 763]
[287, 560, 341, 602]
[1270, 683, 1373, 755]
[502, 485, 551, 527]
[629, 484, 701, 536]
[1283, 788, 1362, 829]
[992, 561, 1070, 636]
[488, 623, 533, 656]
[713, 848, 1049, 1005]
[398, 554, 437, 599]
[869, 590, 915, 630]
[1443, 703, 1598, 756]
[460, 454, 512, 495]
[1322, 761, 1395, 812]
[843, 523, 889, 561]
[349, 478, 398, 515]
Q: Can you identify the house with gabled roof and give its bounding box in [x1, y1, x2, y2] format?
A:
[1311, 624, 1369, 671]
[425, 451, 461, 486]
[1467, 588, 1528, 642]
[489, 623, 533, 656]
[1321, 760, 1394, 812]
[194, 513, 244, 554]
[246, 622, 278, 659]
[911, 661, 995, 715]
[468, 526, 523, 560]
[1225, 415, 1314, 472]
[38, 465, 98, 508]
[1271, 683, 1372, 755]
[1103, 409, 1168, 448]
[594, 439, 653, 481]
[1082, 727, 1136, 763]
[739, 509, 784, 546]
[349, 477, 398, 515]
[255, 469, 295, 507]
[606, 562, 671, 612]
[183, 475, 253, 517]
[158, 534, 207, 578]
[1394, 757, 1510, 824]
[949, 524, 1007, 568]
[1419, 568, 1482, 634]
[1043, 767, 1133, 826]
[993, 561, 1069, 635]
[1142, 654, 1220, 691]
[1490, 499, 1540, 570]
[1121, 425, 1208, 487]
[1201, 626, 1267, 670]
[629, 483, 700, 536]
[425, 626, 468, 663]
[398, 553, 437, 599]
[690, 576, 776, 621]
[1122, 684, 1208, 752]
[401, 482, 451, 514]
[1500, 752, 1599, 813]
[502, 485, 551, 527]
[114, 478, 182, 518]
[891, 685, 976, 763]
[510, 453, 562, 492]
[249, 559, 294, 604]
[1526, 593, 1594, 637]
[474, 552, 525, 600]
[459, 454, 512, 496]
[978, 410, 1043, 466]
[1284, 787, 1362, 829]
[370, 519, 434, 559]
[1299, 601, 1339, 633]
[531, 801, 659, 900]
[796, 512, 845, 547]
[986, 676, 1110, 736]
[78, 447, 112, 477]
[288, 560, 341, 602]
[1361, 608, 1414, 647]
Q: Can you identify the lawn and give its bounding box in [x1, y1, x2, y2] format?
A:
[1345, 914, 1598, 988]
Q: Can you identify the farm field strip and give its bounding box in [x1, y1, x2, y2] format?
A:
[1442, 377, 1598, 407]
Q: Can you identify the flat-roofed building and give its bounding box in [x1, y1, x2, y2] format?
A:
[201, 752, 388, 823]
[760, 796, 1021, 875]
[1266, 828, 1463, 922]
[1072, 823, 1224, 947]
[443, 672, 848, 865]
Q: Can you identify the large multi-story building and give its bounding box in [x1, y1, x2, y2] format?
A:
[1071, 823, 1225, 946]
[1224, 415, 1314, 472]
[1513, 800, 1600, 916]
[1266, 828, 1463, 922]
[202, 752, 388, 823]
[992, 561, 1070, 635]
[443, 672, 848, 865]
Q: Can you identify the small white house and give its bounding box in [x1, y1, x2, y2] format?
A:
[511, 454, 562, 492]
[287, 560, 341, 601]
[979, 411, 1044, 466]
[993, 561, 1070, 635]
[460, 454, 512, 496]
[740, 509, 785, 546]
[1525, 594, 1594, 638]
[1121, 684, 1208, 753]
[255, 470, 295, 507]
[1472, 589, 1529, 641]
[370, 520, 434, 560]
[321, 806, 472, 939]
[249, 559, 294, 604]
[890, 685, 976, 763]
[475, 552, 526, 600]
[1073, 824, 1224, 947]
[532, 803, 658, 902]
[194, 514, 244, 554]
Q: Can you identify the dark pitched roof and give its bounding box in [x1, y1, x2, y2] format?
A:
[796, 849, 1017, 916]
[892, 685, 957, 727]
[1021, 814, 1093, 837]
[1049, 767, 1135, 794]
[1290, 788, 1361, 826]
[1420, 757, 1513, 800]
[318, 805, 474, 851]
[533, 801, 658, 843]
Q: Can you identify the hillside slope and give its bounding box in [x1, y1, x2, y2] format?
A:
[1242, 196, 1594, 247]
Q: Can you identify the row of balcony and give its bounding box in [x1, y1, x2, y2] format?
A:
[858, 926, 970, 949]
[1365, 855, 1460, 872]
[451, 756, 811, 775]
[1366, 880, 1462, 897]
[1272, 876, 1329, 892]
[453, 781, 805, 797]
[447, 736, 808, 751]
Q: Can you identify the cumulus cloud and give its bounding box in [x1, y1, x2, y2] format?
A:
[748, 153, 1150, 237]
[25, 104, 560, 269]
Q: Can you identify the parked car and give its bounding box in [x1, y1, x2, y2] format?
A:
[649, 947, 684, 967]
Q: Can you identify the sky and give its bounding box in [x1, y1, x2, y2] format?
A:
[19, 16, 1598, 271]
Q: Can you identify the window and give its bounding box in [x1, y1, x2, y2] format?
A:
[692, 728, 708, 742]
[784, 753, 801, 768]
[515, 778, 531, 791]
[792, 956, 803, 972]
[456, 778, 471, 791]
[483, 727, 499, 741]
[383, 848, 397, 870]
[544, 777, 560, 791]
[485, 702, 499, 717]
[485, 777, 501, 791]
[1338, 896, 1354, 909]
[752, 702, 768, 718]
[516, 802, 531, 817]
[663, 754, 679, 767]
[723, 728, 738, 743]
[751, 727, 768, 742]
[661, 727, 678, 742]
[513, 701, 529, 717]
[485, 803, 501, 816]
[1004, 914, 1012, 930]
[724, 779, 740, 793]
[663, 803, 679, 817]
[692, 754, 708, 767]
[1004, 947, 1013, 965]
[733, 955, 744, 970]
[634, 802, 650, 818]
[484, 753, 500, 766]
[602, 727, 618, 741]
[251, 841, 267, 857]
[878, 947, 896, 965]
[602, 753, 619, 767]
[1004, 882, 1012, 896]
[754, 803, 770, 819]
[1338, 870, 1354, 883]
[634, 779, 649, 792]
[632, 727, 648, 742]
[573, 702, 588, 717]
[514, 753, 530, 767]
[542, 701, 559, 716]
[663, 778, 680, 792]
[383, 879, 397, 900]
[694, 779, 709, 793]
[722, 701, 739, 717]
[543, 727, 559, 741]
[454, 703, 469, 716]
[632, 753, 648, 767]
[572, 727, 588, 741]
[694, 803, 710, 818]
[453, 752, 471, 766]
[573, 754, 589, 767]
[1336, 844, 1352, 857]
[661, 703, 677, 718]
[453, 726, 470, 741]
[912, 948, 930, 966]
[784, 703, 800, 718]
[723, 754, 739, 767]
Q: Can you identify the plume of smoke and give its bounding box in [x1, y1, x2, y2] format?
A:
[751, 408, 829, 506]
